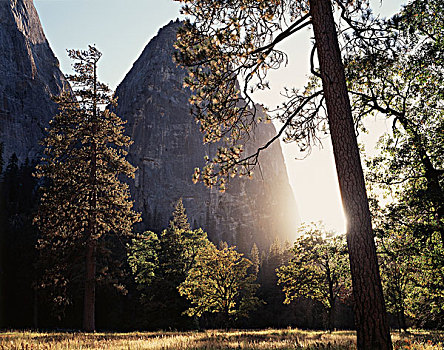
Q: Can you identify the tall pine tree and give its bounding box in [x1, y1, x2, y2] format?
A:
[35, 46, 140, 331]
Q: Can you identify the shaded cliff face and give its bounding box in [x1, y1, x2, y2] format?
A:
[115, 21, 299, 251]
[0, 0, 67, 162]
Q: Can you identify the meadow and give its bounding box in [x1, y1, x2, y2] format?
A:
[1, 328, 443, 350]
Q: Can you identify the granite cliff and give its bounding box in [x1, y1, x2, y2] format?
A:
[0, 0, 67, 162]
[115, 21, 299, 251]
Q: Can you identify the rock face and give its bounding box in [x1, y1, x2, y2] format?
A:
[0, 0, 67, 162]
[115, 20, 299, 251]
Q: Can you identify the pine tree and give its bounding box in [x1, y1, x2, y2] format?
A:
[250, 243, 260, 277]
[169, 198, 190, 231]
[35, 46, 140, 331]
[174, 0, 392, 346]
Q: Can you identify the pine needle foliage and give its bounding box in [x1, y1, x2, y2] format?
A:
[34, 46, 140, 329]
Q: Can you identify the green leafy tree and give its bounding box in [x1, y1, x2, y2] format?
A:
[344, 0, 444, 329]
[128, 198, 210, 328]
[35, 46, 140, 331]
[178, 242, 261, 327]
[346, 0, 444, 244]
[173, 1, 392, 346]
[373, 202, 444, 330]
[277, 223, 351, 331]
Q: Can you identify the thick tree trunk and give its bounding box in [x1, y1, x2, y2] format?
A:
[83, 238, 97, 332]
[309, 0, 392, 348]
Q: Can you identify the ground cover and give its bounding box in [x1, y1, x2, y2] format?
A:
[1, 328, 442, 349]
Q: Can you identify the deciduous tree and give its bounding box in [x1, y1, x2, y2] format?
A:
[346, 0, 443, 245]
[179, 242, 261, 327]
[277, 223, 351, 331]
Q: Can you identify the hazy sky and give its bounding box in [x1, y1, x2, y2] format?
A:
[34, 0, 406, 234]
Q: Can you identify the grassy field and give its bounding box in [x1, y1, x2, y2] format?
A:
[0, 328, 443, 349]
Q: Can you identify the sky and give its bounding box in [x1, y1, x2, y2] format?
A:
[34, 0, 406, 234]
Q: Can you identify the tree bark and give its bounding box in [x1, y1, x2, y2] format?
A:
[309, 0, 392, 348]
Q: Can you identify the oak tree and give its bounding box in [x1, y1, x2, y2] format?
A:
[277, 223, 351, 331]
[178, 242, 261, 327]
[346, 0, 444, 245]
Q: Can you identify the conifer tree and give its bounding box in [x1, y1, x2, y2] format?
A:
[169, 198, 190, 231]
[250, 243, 260, 277]
[35, 46, 140, 331]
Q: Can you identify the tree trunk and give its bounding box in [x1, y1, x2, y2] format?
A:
[83, 59, 98, 333]
[398, 308, 407, 333]
[83, 238, 97, 332]
[309, 0, 392, 348]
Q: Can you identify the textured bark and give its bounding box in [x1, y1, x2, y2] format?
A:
[309, 0, 392, 348]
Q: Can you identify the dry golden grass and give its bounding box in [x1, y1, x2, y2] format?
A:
[0, 328, 442, 349]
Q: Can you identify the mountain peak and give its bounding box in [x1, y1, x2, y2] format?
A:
[115, 21, 299, 250]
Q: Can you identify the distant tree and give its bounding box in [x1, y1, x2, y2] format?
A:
[174, 1, 392, 346]
[250, 243, 260, 277]
[259, 238, 284, 304]
[169, 198, 191, 231]
[128, 199, 210, 328]
[179, 242, 261, 327]
[277, 223, 351, 331]
[35, 46, 140, 331]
